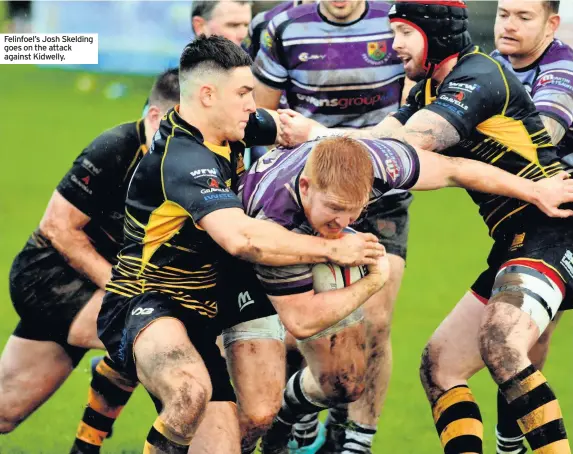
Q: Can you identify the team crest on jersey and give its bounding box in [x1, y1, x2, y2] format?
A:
[242, 35, 252, 50]
[363, 40, 391, 65]
[262, 30, 273, 50]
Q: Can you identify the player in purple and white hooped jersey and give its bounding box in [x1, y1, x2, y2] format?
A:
[221, 134, 573, 454]
[491, 2, 573, 453]
[250, 1, 413, 449]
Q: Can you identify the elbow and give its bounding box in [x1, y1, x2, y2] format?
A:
[280, 312, 319, 340]
[225, 233, 263, 263]
[38, 216, 60, 242]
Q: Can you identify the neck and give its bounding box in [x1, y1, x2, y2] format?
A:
[143, 116, 154, 149]
[508, 36, 554, 69]
[319, 1, 366, 24]
[179, 103, 225, 145]
[431, 55, 459, 84]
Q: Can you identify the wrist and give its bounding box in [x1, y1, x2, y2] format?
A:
[309, 125, 340, 141]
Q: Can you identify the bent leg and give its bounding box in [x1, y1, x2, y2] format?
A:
[0, 335, 74, 433]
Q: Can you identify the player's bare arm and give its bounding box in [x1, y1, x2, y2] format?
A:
[388, 109, 461, 151]
[198, 207, 385, 267]
[414, 150, 573, 218]
[39, 191, 112, 289]
[267, 255, 389, 339]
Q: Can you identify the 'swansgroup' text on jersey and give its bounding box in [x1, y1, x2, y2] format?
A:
[394, 46, 570, 237]
[106, 107, 276, 317]
[253, 1, 404, 128]
[55, 120, 147, 262]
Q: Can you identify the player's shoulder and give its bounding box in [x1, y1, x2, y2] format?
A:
[448, 46, 507, 86]
[270, 2, 317, 32]
[85, 120, 142, 158]
[538, 39, 573, 71]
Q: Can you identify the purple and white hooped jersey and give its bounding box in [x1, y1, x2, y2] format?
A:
[238, 138, 419, 296]
[492, 39, 573, 159]
[253, 1, 405, 129]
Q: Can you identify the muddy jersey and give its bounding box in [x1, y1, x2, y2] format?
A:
[393, 45, 571, 238]
[239, 138, 419, 295]
[491, 39, 573, 162]
[253, 1, 404, 128]
[105, 107, 276, 317]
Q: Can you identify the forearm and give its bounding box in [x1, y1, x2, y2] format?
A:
[235, 220, 333, 266]
[311, 116, 402, 141]
[288, 278, 381, 339]
[43, 228, 112, 289]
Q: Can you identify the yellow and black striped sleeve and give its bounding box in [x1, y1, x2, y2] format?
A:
[162, 138, 243, 222]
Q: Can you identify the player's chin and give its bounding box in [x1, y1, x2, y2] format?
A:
[319, 227, 344, 239]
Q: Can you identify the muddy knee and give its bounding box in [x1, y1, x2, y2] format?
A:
[161, 373, 212, 437]
[419, 343, 441, 397]
[319, 371, 365, 404]
[240, 404, 279, 443]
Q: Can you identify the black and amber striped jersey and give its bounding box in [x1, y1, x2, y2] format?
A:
[105, 106, 277, 318]
[53, 120, 147, 262]
[394, 45, 571, 238]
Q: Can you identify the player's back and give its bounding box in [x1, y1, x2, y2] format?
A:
[491, 39, 573, 161]
[240, 138, 420, 229]
[253, 1, 404, 128]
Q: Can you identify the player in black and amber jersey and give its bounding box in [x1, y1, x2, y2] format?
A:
[382, 2, 572, 453]
[0, 69, 179, 438]
[96, 35, 385, 454]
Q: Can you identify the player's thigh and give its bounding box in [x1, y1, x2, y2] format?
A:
[188, 402, 240, 454]
[298, 313, 367, 383]
[0, 335, 74, 424]
[223, 315, 286, 424]
[134, 317, 213, 407]
[423, 291, 486, 386]
[68, 288, 105, 350]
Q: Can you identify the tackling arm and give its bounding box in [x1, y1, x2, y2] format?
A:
[39, 191, 113, 289]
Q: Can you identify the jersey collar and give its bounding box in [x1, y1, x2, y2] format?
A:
[136, 118, 148, 154]
[169, 105, 203, 139]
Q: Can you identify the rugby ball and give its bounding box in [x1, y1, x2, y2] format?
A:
[312, 227, 369, 293]
[312, 262, 368, 293]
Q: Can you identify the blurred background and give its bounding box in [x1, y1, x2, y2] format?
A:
[0, 1, 571, 453]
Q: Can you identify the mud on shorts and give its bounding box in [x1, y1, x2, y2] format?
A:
[470, 215, 573, 333]
[9, 231, 95, 366]
[355, 191, 413, 260]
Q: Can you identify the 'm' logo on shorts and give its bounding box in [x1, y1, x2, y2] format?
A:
[238, 291, 254, 311]
[131, 307, 154, 316]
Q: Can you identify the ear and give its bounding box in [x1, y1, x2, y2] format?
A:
[146, 105, 163, 131]
[199, 84, 216, 107]
[192, 16, 207, 36]
[548, 14, 560, 35]
[299, 175, 311, 197]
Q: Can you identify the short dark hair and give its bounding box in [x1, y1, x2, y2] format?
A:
[180, 34, 252, 75]
[543, 1, 559, 14]
[148, 67, 180, 108]
[191, 0, 252, 21]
